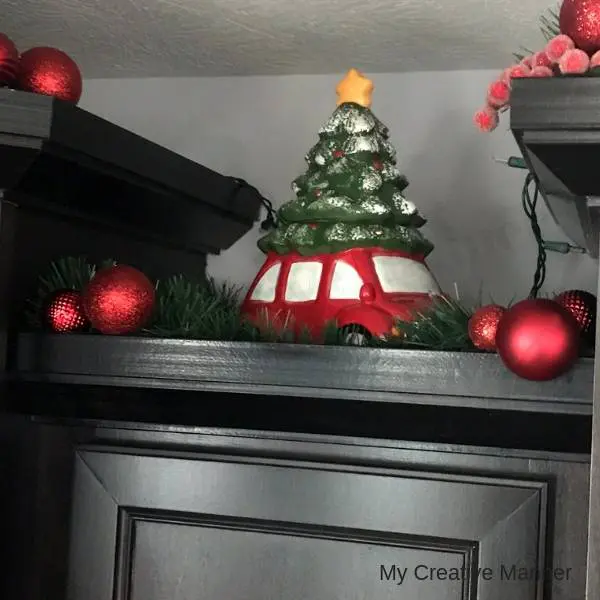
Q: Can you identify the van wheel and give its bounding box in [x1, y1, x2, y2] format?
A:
[339, 325, 371, 346]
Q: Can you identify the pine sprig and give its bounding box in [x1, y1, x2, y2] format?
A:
[513, 5, 560, 61]
[388, 296, 474, 351]
[145, 275, 251, 341]
[540, 7, 560, 40]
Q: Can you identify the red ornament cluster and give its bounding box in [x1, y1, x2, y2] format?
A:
[474, 0, 600, 133]
[467, 292, 595, 381]
[44, 264, 156, 335]
[0, 32, 82, 104]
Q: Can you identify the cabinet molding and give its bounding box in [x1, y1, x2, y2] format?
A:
[69, 447, 547, 600]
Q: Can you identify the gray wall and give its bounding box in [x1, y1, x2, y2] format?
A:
[81, 70, 598, 306]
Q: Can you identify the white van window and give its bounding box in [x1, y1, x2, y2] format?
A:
[285, 262, 323, 302]
[329, 261, 363, 299]
[250, 263, 281, 302]
[372, 255, 440, 294]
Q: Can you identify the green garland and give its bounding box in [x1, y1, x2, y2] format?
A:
[25, 257, 476, 351]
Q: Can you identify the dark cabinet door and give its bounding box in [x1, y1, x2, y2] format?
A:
[68, 447, 547, 600]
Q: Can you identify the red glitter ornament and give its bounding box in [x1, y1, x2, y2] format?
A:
[560, 0, 600, 54]
[468, 304, 506, 351]
[554, 289, 597, 346]
[495, 298, 580, 381]
[82, 264, 155, 335]
[44, 289, 88, 333]
[17, 47, 82, 104]
[0, 33, 18, 87]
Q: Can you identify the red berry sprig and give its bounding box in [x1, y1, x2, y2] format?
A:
[473, 33, 600, 133]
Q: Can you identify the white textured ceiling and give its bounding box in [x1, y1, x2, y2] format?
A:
[5, 0, 552, 77]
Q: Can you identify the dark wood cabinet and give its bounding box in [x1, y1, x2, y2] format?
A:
[50, 425, 586, 600]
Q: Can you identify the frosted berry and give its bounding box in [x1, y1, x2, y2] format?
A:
[559, 48, 590, 74]
[473, 106, 499, 133]
[503, 63, 531, 83]
[532, 51, 552, 68]
[546, 34, 575, 63]
[487, 79, 510, 108]
[530, 66, 554, 77]
[521, 55, 534, 68]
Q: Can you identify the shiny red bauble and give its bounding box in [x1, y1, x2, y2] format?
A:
[560, 0, 600, 54]
[0, 33, 18, 87]
[495, 298, 580, 381]
[17, 47, 82, 104]
[44, 289, 88, 333]
[468, 304, 506, 351]
[82, 265, 155, 335]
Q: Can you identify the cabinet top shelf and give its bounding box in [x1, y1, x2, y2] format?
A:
[8, 334, 592, 454]
[12, 333, 593, 415]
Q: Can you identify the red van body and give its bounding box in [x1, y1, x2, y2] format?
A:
[241, 247, 441, 340]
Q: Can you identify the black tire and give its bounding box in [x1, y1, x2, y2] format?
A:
[339, 324, 371, 346]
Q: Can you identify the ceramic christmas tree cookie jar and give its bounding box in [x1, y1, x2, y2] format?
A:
[241, 69, 441, 343]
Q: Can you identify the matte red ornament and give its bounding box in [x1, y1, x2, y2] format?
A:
[82, 265, 155, 335]
[17, 47, 82, 104]
[554, 289, 597, 346]
[468, 304, 506, 351]
[560, 0, 600, 54]
[0, 33, 18, 87]
[44, 289, 88, 333]
[495, 298, 580, 381]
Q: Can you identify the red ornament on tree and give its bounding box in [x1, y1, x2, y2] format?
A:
[17, 47, 82, 104]
[495, 298, 580, 381]
[554, 289, 597, 346]
[44, 289, 88, 333]
[468, 304, 506, 351]
[560, 0, 600, 54]
[373, 159, 383, 170]
[333, 149, 345, 159]
[82, 264, 155, 335]
[0, 33, 18, 87]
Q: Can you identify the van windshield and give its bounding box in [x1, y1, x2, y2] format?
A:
[372, 255, 440, 294]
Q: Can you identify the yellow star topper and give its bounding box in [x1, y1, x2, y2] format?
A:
[335, 68, 374, 108]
